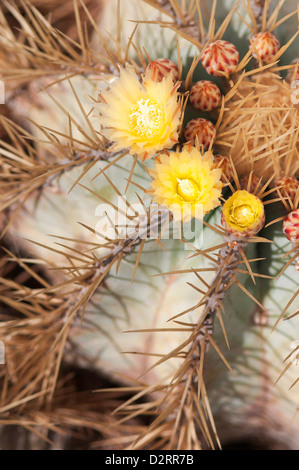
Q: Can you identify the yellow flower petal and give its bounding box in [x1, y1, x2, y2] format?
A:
[148, 146, 223, 222]
[97, 65, 182, 160]
[221, 190, 265, 237]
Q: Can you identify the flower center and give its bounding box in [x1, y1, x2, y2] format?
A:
[177, 178, 201, 202]
[231, 204, 255, 227]
[129, 98, 162, 138]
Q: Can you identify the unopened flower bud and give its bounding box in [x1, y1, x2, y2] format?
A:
[145, 58, 179, 83]
[283, 209, 299, 244]
[250, 32, 280, 63]
[184, 118, 216, 149]
[202, 40, 239, 77]
[189, 80, 221, 111]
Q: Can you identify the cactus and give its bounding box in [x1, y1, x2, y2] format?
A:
[0, 0, 299, 451]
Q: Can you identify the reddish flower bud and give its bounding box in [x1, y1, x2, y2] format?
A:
[202, 40, 239, 77]
[250, 32, 280, 63]
[184, 118, 216, 149]
[213, 155, 234, 182]
[274, 176, 299, 205]
[283, 209, 299, 244]
[189, 80, 221, 111]
[145, 58, 179, 83]
[240, 173, 260, 194]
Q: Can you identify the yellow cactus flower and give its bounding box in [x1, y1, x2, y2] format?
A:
[221, 190, 265, 237]
[148, 146, 223, 222]
[97, 66, 182, 161]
